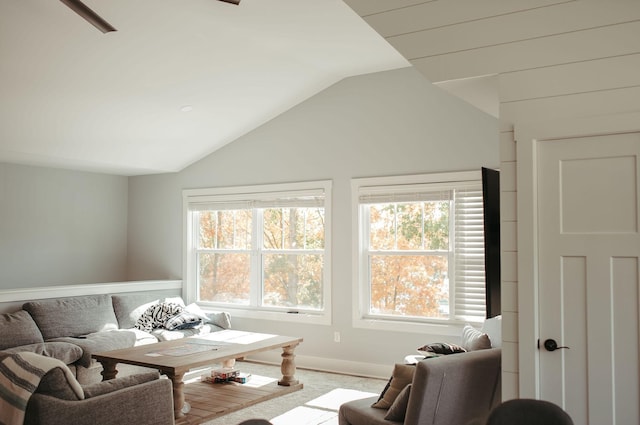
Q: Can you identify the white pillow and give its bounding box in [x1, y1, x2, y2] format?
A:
[185, 303, 232, 329]
[461, 324, 492, 351]
[481, 315, 502, 348]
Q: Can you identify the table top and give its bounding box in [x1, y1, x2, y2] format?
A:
[92, 330, 303, 375]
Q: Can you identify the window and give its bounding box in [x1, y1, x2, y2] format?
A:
[352, 171, 486, 332]
[184, 181, 331, 324]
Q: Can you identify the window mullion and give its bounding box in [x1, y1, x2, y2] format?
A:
[361, 206, 373, 316]
[252, 209, 262, 307]
[448, 198, 456, 318]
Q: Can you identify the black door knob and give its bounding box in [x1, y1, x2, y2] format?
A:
[544, 339, 570, 351]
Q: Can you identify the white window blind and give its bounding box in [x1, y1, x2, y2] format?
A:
[453, 186, 486, 320]
[188, 189, 325, 211]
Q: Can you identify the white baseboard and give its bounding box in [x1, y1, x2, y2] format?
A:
[244, 351, 391, 380]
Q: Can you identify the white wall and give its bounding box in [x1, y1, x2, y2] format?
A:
[0, 163, 129, 288]
[126, 67, 499, 372]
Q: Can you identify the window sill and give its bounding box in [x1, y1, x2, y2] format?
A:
[199, 304, 331, 326]
[353, 316, 478, 337]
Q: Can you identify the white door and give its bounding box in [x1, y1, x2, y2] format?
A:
[537, 132, 640, 424]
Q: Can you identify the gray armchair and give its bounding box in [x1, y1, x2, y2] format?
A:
[339, 348, 501, 425]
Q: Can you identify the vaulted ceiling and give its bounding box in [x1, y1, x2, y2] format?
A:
[0, 0, 408, 175]
[2, 1, 638, 176]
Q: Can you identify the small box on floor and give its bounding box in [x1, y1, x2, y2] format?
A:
[212, 367, 239, 381]
[233, 373, 252, 384]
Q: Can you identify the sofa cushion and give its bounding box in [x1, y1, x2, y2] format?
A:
[371, 364, 415, 409]
[151, 323, 221, 342]
[111, 294, 161, 329]
[83, 371, 159, 398]
[114, 328, 158, 346]
[23, 295, 119, 340]
[0, 342, 83, 365]
[205, 311, 232, 330]
[52, 331, 136, 367]
[339, 396, 395, 425]
[0, 310, 44, 349]
[461, 324, 492, 351]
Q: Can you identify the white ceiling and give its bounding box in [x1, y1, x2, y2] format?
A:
[0, 0, 409, 175]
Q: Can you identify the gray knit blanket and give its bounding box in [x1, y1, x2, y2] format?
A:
[0, 352, 84, 425]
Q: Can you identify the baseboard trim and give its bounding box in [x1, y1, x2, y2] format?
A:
[245, 351, 391, 380]
[0, 280, 182, 303]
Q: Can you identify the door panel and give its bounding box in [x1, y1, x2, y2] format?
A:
[537, 132, 640, 424]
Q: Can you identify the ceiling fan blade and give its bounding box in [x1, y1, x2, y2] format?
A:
[218, 0, 241, 4]
[60, 0, 116, 33]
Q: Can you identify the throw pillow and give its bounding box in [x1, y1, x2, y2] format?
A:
[461, 324, 492, 351]
[481, 315, 502, 348]
[417, 342, 466, 356]
[384, 383, 412, 421]
[371, 364, 415, 409]
[37, 367, 84, 401]
[134, 302, 184, 332]
[165, 311, 202, 330]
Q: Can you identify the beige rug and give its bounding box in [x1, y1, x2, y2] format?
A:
[199, 361, 387, 425]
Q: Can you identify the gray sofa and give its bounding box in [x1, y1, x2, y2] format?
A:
[338, 348, 502, 425]
[0, 292, 231, 385]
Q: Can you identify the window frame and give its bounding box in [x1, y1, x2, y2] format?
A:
[351, 170, 485, 335]
[183, 180, 332, 325]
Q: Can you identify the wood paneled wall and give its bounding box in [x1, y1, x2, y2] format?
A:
[345, 0, 640, 130]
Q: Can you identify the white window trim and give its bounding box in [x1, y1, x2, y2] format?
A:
[183, 180, 332, 326]
[351, 170, 482, 335]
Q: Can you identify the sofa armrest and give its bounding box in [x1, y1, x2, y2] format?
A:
[25, 377, 174, 425]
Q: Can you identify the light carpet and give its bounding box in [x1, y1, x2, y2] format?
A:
[199, 361, 387, 425]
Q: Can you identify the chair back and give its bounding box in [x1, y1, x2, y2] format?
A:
[486, 399, 574, 425]
[404, 348, 502, 425]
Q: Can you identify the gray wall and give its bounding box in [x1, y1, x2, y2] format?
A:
[0, 163, 128, 288]
[126, 67, 500, 367]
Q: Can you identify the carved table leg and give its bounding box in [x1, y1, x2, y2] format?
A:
[278, 343, 300, 386]
[167, 372, 187, 419]
[98, 360, 118, 381]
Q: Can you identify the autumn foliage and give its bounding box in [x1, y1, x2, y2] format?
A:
[368, 202, 449, 319]
[197, 208, 324, 309]
[196, 199, 451, 319]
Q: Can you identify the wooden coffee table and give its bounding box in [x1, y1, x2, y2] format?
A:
[92, 330, 303, 422]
